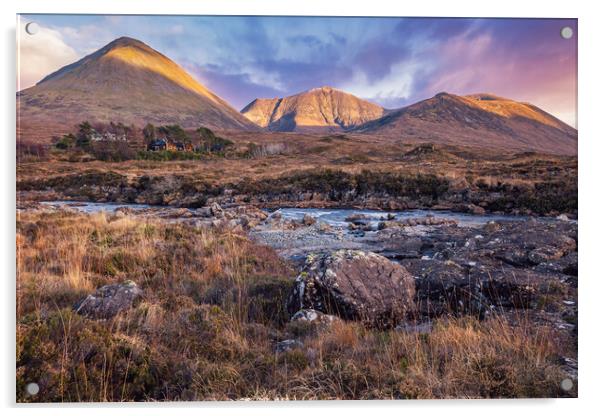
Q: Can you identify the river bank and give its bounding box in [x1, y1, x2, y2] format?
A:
[16, 204, 578, 400]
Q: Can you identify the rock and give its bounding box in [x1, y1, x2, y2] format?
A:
[466, 204, 486, 215]
[483, 221, 501, 233]
[345, 213, 370, 226]
[556, 214, 570, 221]
[195, 207, 213, 217]
[269, 211, 282, 222]
[287, 250, 416, 328]
[209, 202, 224, 218]
[317, 222, 333, 233]
[406, 259, 489, 317]
[74, 280, 143, 319]
[528, 246, 564, 265]
[302, 214, 317, 226]
[290, 308, 340, 326]
[274, 339, 304, 353]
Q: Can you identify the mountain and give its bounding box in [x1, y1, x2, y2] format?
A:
[17, 37, 258, 142]
[352, 92, 577, 155]
[240, 86, 385, 132]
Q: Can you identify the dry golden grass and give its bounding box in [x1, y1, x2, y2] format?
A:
[16, 210, 576, 401]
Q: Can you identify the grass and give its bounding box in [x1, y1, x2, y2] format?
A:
[17, 134, 577, 215]
[16, 210, 576, 401]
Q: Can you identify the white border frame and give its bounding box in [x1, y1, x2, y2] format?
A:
[2, 1, 600, 414]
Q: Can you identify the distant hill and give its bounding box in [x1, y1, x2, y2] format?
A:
[241, 86, 385, 132]
[352, 92, 577, 155]
[17, 36, 258, 142]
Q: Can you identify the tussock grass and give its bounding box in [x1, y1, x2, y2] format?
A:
[16, 211, 575, 401]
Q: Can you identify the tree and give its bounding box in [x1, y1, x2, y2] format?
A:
[196, 126, 233, 152]
[55, 133, 76, 150]
[158, 124, 190, 143]
[143, 123, 156, 143]
[76, 121, 94, 148]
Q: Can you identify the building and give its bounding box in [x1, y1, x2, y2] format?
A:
[147, 138, 193, 152]
[90, 131, 127, 142]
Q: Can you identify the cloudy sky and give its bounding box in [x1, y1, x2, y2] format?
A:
[18, 15, 577, 127]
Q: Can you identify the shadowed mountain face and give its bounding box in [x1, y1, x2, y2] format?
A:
[241, 86, 385, 132]
[17, 37, 258, 142]
[352, 93, 577, 155]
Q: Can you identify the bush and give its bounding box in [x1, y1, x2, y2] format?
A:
[54, 134, 76, 150]
[197, 127, 233, 153]
[17, 141, 48, 161]
[90, 141, 136, 162]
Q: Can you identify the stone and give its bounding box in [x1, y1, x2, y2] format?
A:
[195, 207, 213, 217]
[302, 214, 317, 226]
[483, 221, 501, 233]
[209, 202, 224, 217]
[465, 203, 486, 215]
[274, 339, 304, 353]
[74, 280, 143, 319]
[286, 250, 416, 328]
[290, 308, 340, 326]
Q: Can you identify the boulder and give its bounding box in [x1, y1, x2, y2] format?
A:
[209, 202, 224, 218]
[290, 308, 340, 327]
[195, 206, 213, 217]
[406, 259, 489, 317]
[287, 250, 416, 328]
[302, 214, 317, 226]
[466, 204, 486, 215]
[74, 280, 143, 319]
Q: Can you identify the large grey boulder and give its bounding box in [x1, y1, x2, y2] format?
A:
[287, 250, 416, 328]
[74, 280, 143, 319]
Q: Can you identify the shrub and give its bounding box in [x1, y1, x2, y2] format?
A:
[54, 134, 76, 150]
[90, 141, 136, 162]
[17, 141, 48, 161]
[197, 127, 233, 153]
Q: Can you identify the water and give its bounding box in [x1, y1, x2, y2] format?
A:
[39, 200, 534, 228]
[273, 207, 530, 228]
[39, 201, 152, 213]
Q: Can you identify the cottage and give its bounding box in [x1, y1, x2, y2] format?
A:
[147, 138, 193, 152]
[91, 132, 127, 142]
[147, 138, 169, 151]
[175, 142, 194, 152]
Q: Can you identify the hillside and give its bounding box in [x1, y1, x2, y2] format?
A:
[353, 92, 577, 155]
[241, 86, 385, 132]
[17, 37, 258, 142]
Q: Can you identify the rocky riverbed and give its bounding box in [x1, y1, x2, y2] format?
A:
[24, 200, 577, 325]
[18, 199, 578, 387]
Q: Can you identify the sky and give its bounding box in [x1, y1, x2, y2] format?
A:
[17, 15, 577, 127]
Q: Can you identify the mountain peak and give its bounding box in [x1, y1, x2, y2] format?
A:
[18, 37, 258, 139]
[105, 36, 147, 48]
[309, 86, 339, 93]
[241, 87, 384, 131]
[466, 93, 509, 101]
[353, 92, 577, 155]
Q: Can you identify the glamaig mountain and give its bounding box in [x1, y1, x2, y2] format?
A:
[17, 36, 258, 142]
